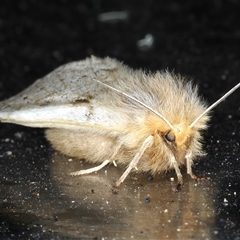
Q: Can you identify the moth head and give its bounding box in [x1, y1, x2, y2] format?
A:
[161, 124, 195, 151]
[165, 127, 189, 145]
[158, 122, 202, 164]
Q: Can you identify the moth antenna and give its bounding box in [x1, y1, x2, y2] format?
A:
[94, 79, 174, 129]
[190, 82, 240, 128]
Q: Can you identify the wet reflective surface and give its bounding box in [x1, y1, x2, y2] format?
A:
[0, 131, 215, 239]
[0, 124, 240, 239]
[0, 126, 239, 239]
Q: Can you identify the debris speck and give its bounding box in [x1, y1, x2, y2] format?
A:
[6, 151, 12, 156]
[148, 175, 153, 181]
[145, 197, 151, 203]
[14, 132, 23, 139]
[137, 34, 154, 51]
[98, 11, 128, 23]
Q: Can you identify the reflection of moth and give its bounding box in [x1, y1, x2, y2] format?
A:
[0, 56, 239, 190]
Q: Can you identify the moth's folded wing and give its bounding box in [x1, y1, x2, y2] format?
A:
[0, 57, 124, 129]
[0, 103, 125, 130]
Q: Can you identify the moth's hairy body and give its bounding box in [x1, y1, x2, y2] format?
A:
[0, 56, 212, 188]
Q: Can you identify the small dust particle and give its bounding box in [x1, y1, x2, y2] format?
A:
[164, 209, 168, 213]
[68, 158, 73, 162]
[145, 197, 151, 203]
[170, 177, 174, 182]
[147, 175, 153, 181]
[14, 132, 23, 139]
[6, 151, 12, 156]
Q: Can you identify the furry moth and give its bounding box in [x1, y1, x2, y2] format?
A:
[0, 56, 239, 190]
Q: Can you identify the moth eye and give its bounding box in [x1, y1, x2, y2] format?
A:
[165, 132, 176, 142]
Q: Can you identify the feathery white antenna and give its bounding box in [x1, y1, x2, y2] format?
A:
[94, 79, 174, 129]
[190, 82, 240, 128]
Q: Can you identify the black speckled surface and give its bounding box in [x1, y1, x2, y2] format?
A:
[0, 1, 240, 239]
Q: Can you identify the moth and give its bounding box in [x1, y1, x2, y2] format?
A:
[0, 56, 239, 190]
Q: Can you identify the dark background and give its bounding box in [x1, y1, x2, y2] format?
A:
[0, 1, 240, 239]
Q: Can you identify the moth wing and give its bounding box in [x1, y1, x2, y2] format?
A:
[0, 56, 131, 130]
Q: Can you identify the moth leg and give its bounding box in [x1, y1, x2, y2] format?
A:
[170, 155, 183, 191]
[114, 135, 154, 188]
[186, 152, 195, 178]
[109, 142, 122, 165]
[70, 159, 110, 176]
[186, 152, 208, 181]
[70, 142, 122, 176]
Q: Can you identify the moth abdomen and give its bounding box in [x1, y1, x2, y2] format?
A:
[46, 128, 118, 164]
